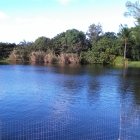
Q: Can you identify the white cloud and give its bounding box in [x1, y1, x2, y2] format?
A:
[0, 11, 9, 20]
[0, 14, 80, 43]
[0, 7, 135, 44]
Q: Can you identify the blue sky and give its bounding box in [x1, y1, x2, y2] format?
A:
[0, 0, 136, 43]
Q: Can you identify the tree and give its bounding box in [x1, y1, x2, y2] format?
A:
[118, 25, 131, 60]
[103, 32, 117, 40]
[125, 1, 140, 24]
[127, 26, 140, 60]
[0, 43, 16, 59]
[86, 23, 103, 45]
[65, 29, 87, 53]
[33, 36, 51, 51]
[124, 1, 140, 60]
[81, 32, 118, 64]
[52, 29, 88, 53]
[18, 40, 33, 47]
[52, 32, 66, 53]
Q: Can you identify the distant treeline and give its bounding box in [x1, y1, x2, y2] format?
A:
[0, 43, 16, 60]
[1, 1, 140, 64]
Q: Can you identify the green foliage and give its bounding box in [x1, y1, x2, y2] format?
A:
[52, 29, 88, 54]
[52, 32, 68, 53]
[113, 56, 124, 66]
[0, 43, 15, 59]
[81, 50, 115, 64]
[125, 1, 140, 23]
[86, 23, 103, 45]
[131, 26, 140, 45]
[118, 24, 131, 59]
[128, 61, 140, 67]
[81, 32, 117, 64]
[118, 24, 131, 40]
[33, 36, 52, 51]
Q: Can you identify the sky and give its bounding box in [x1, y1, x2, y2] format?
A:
[0, 0, 136, 43]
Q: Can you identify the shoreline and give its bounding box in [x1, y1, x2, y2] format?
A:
[1, 58, 140, 68]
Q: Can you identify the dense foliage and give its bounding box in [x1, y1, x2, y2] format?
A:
[81, 32, 117, 64]
[52, 29, 88, 54]
[0, 43, 16, 60]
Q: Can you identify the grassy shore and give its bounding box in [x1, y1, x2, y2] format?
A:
[0, 59, 10, 64]
[128, 61, 140, 68]
[113, 56, 140, 68]
[1, 56, 140, 68]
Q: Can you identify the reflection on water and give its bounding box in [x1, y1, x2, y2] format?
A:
[0, 64, 140, 140]
[119, 68, 140, 140]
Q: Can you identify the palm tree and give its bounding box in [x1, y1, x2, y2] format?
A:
[119, 24, 131, 60]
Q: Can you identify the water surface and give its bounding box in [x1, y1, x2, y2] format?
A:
[0, 64, 140, 140]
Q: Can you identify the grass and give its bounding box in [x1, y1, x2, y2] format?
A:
[113, 56, 140, 68]
[128, 61, 140, 68]
[0, 59, 10, 64]
[113, 56, 125, 67]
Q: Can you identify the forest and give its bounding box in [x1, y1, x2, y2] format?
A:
[0, 1, 140, 66]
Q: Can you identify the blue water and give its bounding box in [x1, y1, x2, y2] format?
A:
[0, 64, 140, 140]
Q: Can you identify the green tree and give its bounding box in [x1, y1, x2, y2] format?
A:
[52, 29, 88, 53]
[118, 24, 131, 60]
[127, 26, 140, 60]
[124, 1, 140, 60]
[0, 43, 16, 60]
[81, 32, 118, 64]
[125, 1, 140, 24]
[19, 40, 33, 47]
[33, 36, 52, 51]
[86, 23, 103, 45]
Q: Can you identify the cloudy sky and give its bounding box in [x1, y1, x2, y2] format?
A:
[0, 0, 136, 43]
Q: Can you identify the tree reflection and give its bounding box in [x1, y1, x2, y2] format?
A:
[87, 79, 100, 105]
[119, 68, 140, 140]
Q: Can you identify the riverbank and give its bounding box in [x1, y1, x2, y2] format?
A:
[113, 56, 140, 68]
[0, 59, 10, 64]
[1, 56, 140, 68]
[128, 61, 140, 68]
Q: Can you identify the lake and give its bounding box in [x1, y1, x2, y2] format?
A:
[0, 64, 140, 140]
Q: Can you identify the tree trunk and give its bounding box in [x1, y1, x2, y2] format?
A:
[124, 39, 127, 60]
